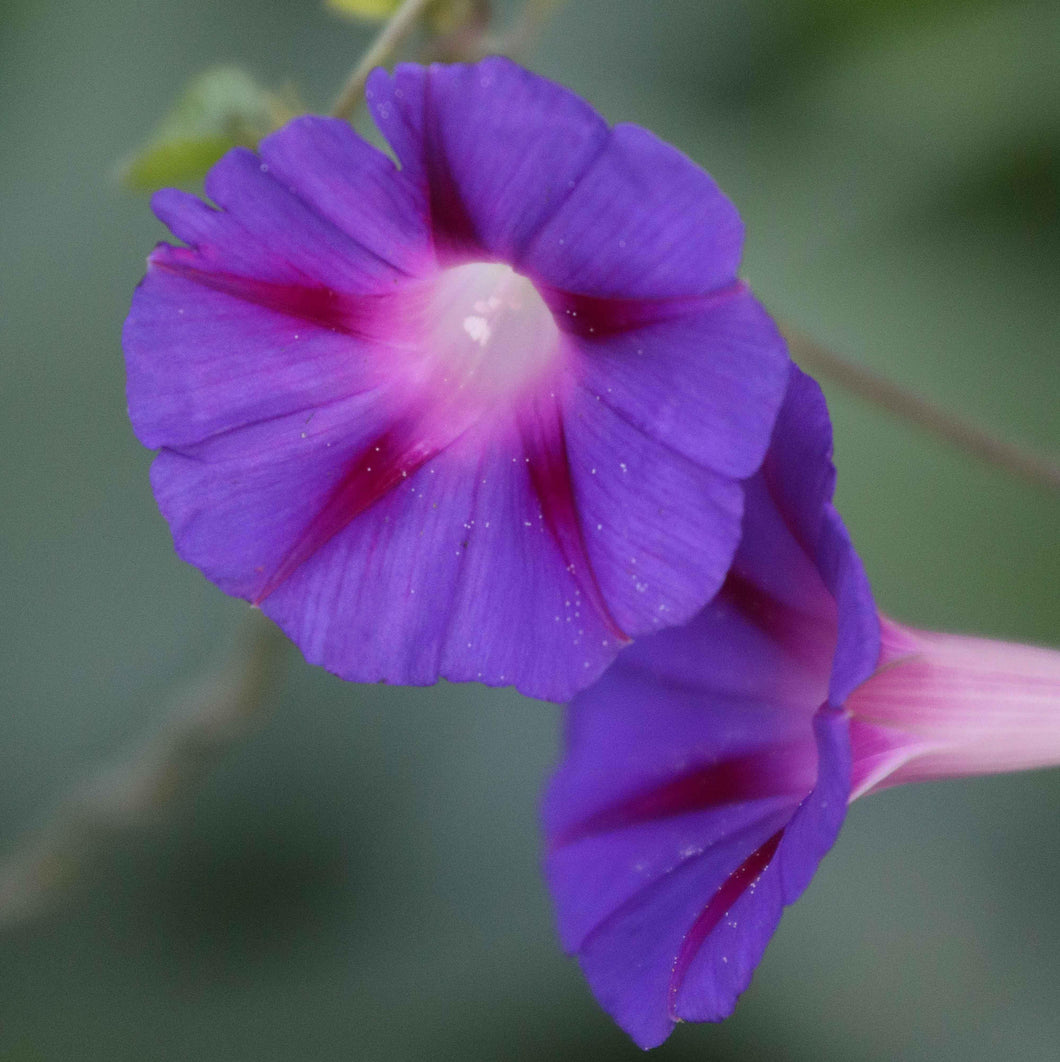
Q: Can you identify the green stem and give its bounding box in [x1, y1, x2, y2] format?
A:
[330, 0, 437, 120]
[0, 613, 288, 928]
[785, 328, 1060, 492]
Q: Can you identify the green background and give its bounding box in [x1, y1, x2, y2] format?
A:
[1, 1, 1057, 1058]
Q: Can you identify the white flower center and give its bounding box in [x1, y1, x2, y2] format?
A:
[426, 261, 561, 399]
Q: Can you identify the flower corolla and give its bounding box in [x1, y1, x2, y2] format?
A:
[543, 366, 1060, 1047]
[123, 57, 789, 701]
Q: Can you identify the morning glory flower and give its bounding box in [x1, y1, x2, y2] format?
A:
[543, 365, 1060, 1048]
[123, 57, 789, 701]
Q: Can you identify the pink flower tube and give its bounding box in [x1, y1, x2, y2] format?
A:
[849, 619, 1060, 798]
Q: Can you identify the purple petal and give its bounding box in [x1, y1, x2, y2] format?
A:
[366, 58, 743, 301]
[543, 369, 876, 1044]
[366, 57, 610, 263]
[124, 269, 395, 450]
[257, 416, 631, 701]
[544, 579, 831, 848]
[560, 283, 789, 480]
[818, 509, 880, 704]
[561, 379, 744, 639]
[543, 573, 836, 1045]
[149, 389, 399, 601]
[148, 384, 627, 698]
[256, 116, 432, 276]
[672, 709, 851, 1025]
[570, 812, 791, 1049]
[542, 560, 834, 954]
[756, 364, 837, 547]
[752, 366, 880, 701]
[546, 696, 849, 1048]
[520, 123, 743, 299]
[155, 139, 425, 293]
[251, 413, 448, 605]
[125, 116, 434, 452]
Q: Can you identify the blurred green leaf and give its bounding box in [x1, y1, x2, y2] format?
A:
[117, 66, 278, 192]
[325, 0, 402, 20]
[120, 135, 244, 192]
[325, 0, 481, 33]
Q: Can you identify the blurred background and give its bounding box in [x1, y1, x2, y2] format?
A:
[1, 0, 1057, 1058]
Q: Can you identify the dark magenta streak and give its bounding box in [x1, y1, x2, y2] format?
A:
[152, 251, 379, 337]
[421, 76, 480, 260]
[722, 570, 811, 641]
[519, 397, 628, 644]
[542, 280, 746, 339]
[253, 423, 438, 604]
[552, 754, 793, 849]
[668, 829, 784, 1016]
[722, 568, 834, 668]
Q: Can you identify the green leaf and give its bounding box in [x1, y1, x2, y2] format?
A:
[325, 0, 402, 21]
[118, 66, 277, 192]
[325, 0, 476, 32]
[119, 135, 244, 192]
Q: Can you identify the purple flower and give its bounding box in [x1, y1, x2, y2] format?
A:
[543, 365, 1060, 1047]
[123, 57, 789, 701]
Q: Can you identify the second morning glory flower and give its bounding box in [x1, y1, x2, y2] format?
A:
[123, 57, 789, 701]
[543, 365, 1060, 1047]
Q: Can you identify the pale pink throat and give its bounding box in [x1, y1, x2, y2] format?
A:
[420, 261, 563, 404]
[251, 262, 620, 639]
[848, 617, 1060, 799]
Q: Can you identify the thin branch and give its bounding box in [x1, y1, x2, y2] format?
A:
[785, 328, 1060, 492]
[330, 0, 437, 120]
[421, 0, 493, 63]
[0, 612, 288, 929]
